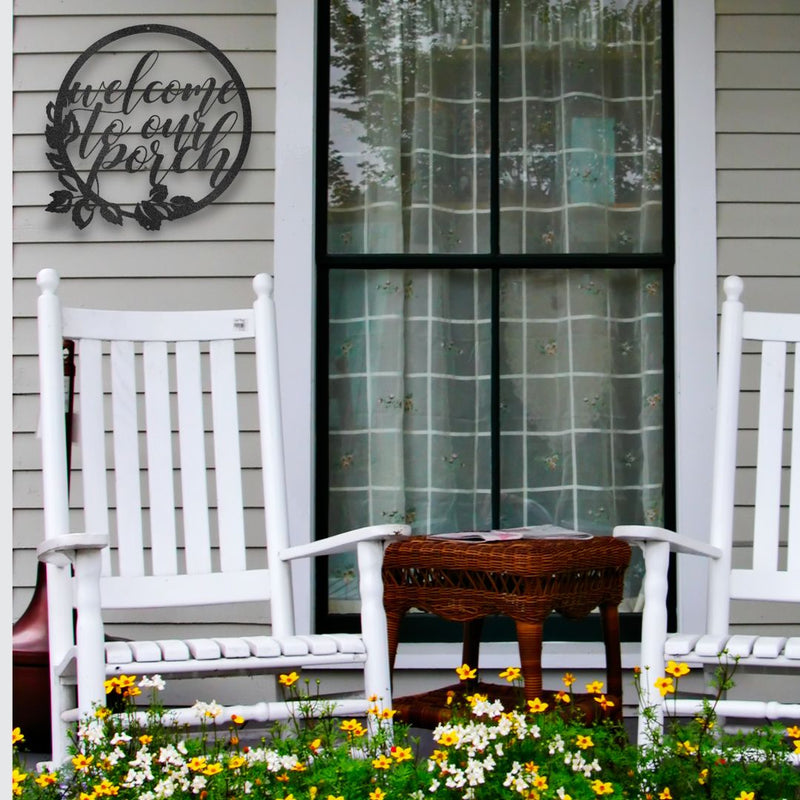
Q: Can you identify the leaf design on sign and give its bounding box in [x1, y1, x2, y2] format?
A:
[45, 190, 74, 213]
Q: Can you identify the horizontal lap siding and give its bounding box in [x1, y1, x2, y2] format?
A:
[11, 1, 275, 623]
[716, 1, 800, 634]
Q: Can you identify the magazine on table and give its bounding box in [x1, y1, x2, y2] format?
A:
[427, 525, 593, 542]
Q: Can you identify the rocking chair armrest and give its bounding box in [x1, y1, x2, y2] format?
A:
[279, 524, 412, 561]
[613, 525, 722, 559]
[37, 533, 110, 567]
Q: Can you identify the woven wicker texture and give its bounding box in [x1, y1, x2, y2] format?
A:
[383, 536, 631, 623]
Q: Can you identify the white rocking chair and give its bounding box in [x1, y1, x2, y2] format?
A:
[615, 275, 800, 744]
[35, 269, 410, 764]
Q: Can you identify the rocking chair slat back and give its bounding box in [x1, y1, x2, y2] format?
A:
[62, 299, 266, 592]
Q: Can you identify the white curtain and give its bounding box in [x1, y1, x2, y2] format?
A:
[326, 0, 663, 611]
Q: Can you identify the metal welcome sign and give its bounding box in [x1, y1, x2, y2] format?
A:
[45, 24, 252, 230]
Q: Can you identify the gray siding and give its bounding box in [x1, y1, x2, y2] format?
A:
[716, 0, 800, 636]
[11, 0, 276, 625]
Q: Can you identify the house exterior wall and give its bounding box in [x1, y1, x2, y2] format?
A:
[11, 1, 277, 629]
[9, 0, 799, 697]
[715, 0, 800, 638]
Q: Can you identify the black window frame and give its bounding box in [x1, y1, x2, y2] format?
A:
[313, 0, 677, 643]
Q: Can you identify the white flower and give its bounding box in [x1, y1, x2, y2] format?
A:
[139, 674, 166, 691]
[428, 780, 440, 793]
[190, 774, 207, 792]
[77, 718, 106, 745]
[191, 700, 223, 720]
[111, 731, 132, 745]
[154, 777, 178, 798]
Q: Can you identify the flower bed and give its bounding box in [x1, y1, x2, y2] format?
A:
[12, 662, 800, 799]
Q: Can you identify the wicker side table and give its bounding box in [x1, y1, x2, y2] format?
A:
[382, 535, 631, 727]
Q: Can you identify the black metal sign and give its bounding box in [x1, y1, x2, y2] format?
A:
[45, 24, 252, 230]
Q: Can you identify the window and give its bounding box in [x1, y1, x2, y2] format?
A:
[316, 0, 673, 638]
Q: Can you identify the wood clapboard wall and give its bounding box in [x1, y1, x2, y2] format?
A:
[716, 0, 800, 636]
[12, 0, 277, 631]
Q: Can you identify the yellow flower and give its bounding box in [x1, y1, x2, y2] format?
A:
[93, 779, 119, 796]
[95, 707, 111, 720]
[228, 755, 246, 769]
[117, 674, 137, 691]
[436, 730, 460, 747]
[291, 763, 307, 772]
[658, 789, 672, 800]
[187, 756, 208, 772]
[369, 789, 386, 800]
[676, 740, 698, 755]
[446, 690, 455, 705]
[391, 745, 413, 762]
[203, 763, 223, 776]
[12, 768, 28, 795]
[793, 739, 800, 755]
[138, 734, 153, 745]
[786, 725, 800, 738]
[585, 680, 604, 694]
[340, 718, 366, 737]
[594, 694, 615, 711]
[36, 773, 58, 788]
[466, 693, 488, 707]
[278, 795, 295, 800]
[591, 779, 614, 795]
[533, 775, 548, 790]
[279, 671, 300, 687]
[309, 738, 322, 752]
[12, 728, 24, 745]
[527, 698, 549, 713]
[79, 793, 97, 800]
[380, 708, 397, 719]
[698, 768, 708, 785]
[576, 734, 594, 749]
[499, 666, 521, 682]
[231, 714, 245, 725]
[562, 672, 576, 687]
[455, 663, 477, 680]
[327, 795, 344, 800]
[554, 690, 571, 704]
[735, 793, 754, 800]
[372, 754, 392, 770]
[72, 754, 94, 771]
[665, 660, 690, 678]
[654, 677, 675, 697]
[429, 749, 448, 764]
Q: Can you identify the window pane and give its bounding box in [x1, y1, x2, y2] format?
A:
[328, 1, 491, 254]
[499, 267, 664, 603]
[499, 0, 663, 254]
[328, 269, 493, 611]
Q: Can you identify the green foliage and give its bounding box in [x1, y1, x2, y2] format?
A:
[12, 661, 800, 799]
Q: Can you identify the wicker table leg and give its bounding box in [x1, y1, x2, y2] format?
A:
[514, 619, 544, 701]
[600, 601, 623, 702]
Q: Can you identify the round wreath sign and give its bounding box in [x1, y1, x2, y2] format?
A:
[45, 24, 252, 230]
